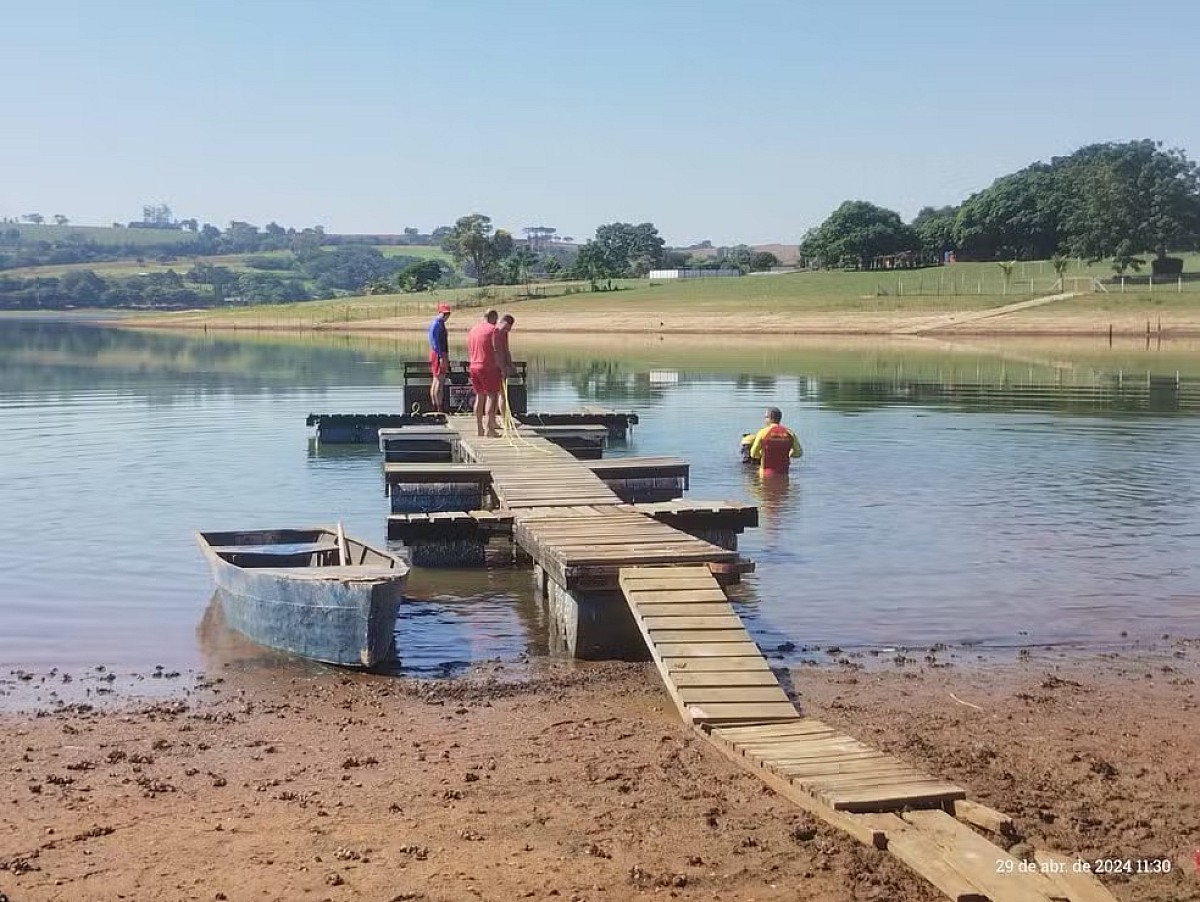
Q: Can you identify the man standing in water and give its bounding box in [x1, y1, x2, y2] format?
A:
[427, 302, 452, 413]
[748, 407, 802, 476]
[467, 309, 501, 437]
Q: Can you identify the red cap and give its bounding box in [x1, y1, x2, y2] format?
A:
[437, 303, 452, 313]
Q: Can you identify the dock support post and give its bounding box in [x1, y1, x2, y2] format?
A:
[540, 579, 650, 661]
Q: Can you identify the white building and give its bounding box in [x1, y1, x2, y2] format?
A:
[648, 269, 742, 279]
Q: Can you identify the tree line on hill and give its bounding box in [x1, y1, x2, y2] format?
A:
[0, 246, 435, 311]
[436, 215, 778, 290]
[801, 140, 1200, 274]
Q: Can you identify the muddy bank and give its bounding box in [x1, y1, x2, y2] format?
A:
[2, 645, 1198, 901]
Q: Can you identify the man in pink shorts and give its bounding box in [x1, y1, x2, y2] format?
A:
[427, 302, 452, 412]
[467, 309, 501, 437]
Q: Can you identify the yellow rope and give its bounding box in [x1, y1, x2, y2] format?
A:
[500, 377, 555, 454]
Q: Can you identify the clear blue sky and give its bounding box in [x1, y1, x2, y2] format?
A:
[5, 0, 1198, 247]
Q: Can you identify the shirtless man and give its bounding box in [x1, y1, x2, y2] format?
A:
[466, 309, 501, 437]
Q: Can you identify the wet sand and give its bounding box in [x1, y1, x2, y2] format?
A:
[3, 643, 1198, 902]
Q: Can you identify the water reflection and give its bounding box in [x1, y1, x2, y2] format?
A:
[743, 469, 796, 542]
[2, 320, 1199, 670]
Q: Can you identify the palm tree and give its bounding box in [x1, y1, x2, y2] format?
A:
[1051, 254, 1070, 290]
[997, 260, 1016, 295]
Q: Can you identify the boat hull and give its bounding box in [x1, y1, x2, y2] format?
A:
[198, 529, 406, 668]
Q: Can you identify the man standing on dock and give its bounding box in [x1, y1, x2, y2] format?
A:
[467, 309, 502, 437]
[748, 407, 802, 476]
[428, 302, 452, 413]
[493, 314, 517, 418]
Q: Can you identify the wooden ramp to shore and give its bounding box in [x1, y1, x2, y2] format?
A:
[619, 565, 1117, 902]
[619, 566, 964, 807]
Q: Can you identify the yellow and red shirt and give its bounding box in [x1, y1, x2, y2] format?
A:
[749, 423, 801, 475]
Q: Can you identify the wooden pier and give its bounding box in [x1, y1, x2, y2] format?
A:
[308, 408, 638, 444]
[369, 413, 1117, 901]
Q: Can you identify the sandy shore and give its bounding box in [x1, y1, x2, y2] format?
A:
[127, 298, 1200, 338]
[3, 643, 1198, 902]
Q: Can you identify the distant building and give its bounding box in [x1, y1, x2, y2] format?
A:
[648, 269, 742, 279]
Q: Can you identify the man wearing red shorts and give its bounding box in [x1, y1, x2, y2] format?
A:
[427, 303, 452, 412]
[467, 309, 501, 437]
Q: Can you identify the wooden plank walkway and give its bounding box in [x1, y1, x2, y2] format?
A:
[620, 565, 1116, 901]
[519, 508, 739, 590]
[448, 420, 623, 508]
[619, 565, 968, 807]
[619, 565, 797, 724]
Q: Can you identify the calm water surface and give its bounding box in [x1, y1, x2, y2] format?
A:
[1, 321, 1198, 674]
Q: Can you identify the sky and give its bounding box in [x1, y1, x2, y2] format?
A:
[4, 0, 1199, 247]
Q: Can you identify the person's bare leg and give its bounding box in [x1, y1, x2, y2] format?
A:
[486, 391, 501, 436]
[474, 389, 486, 436]
[430, 375, 443, 413]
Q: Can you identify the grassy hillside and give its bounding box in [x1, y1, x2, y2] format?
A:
[375, 245, 453, 262]
[1, 223, 197, 246]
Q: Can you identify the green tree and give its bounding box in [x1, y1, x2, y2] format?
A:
[750, 251, 780, 271]
[396, 258, 447, 292]
[53, 214, 69, 226]
[59, 269, 104, 304]
[1059, 140, 1200, 271]
[501, 247, 539, 286]
[591, 222, 665, 277]
[800, 201, 918, 269]
[573, 241, 620, 289]
[911, 206, 958, 257]
[720, 245, 755, 273]
[953, 167, 1062, 260]
[441, 214, 514, 285]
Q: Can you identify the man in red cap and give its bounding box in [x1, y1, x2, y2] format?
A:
[427, 303, 452, 412]
[467, 309, 501, 436]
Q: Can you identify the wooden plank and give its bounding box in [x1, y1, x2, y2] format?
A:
[635, 603, 735, 618]
[624, 573, 715, 587]
[953, 799, 1015, 836]
[730, 728, 846, 746]
[810, 772, 952, 792]
[687, 701, 798, 723]
[700, 727, 889, 850]
[671, 671, 781, 688]
[758, 749, 900, 770]
[826, 781, 966, 813]
[564, 549, 735, 565]
[648, 629, 752, 645]
[678, 687, 790, 705]
[641, 616, 745, 631]
[655, 642, 762, 658]
[901, 810, 1062, 901]
[855, 813, 988, 902]
[714, 720, 836, 740]
[749, 737, 876, 756]
[749, 741, 872, 760]
[552, 533, 704, 546]
[1031, 850, 1120, 902]
[626, 590, 730, 604]
[620, 568, 712, 579]
[662, 656, 771, 673]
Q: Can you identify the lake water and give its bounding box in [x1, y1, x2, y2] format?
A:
[2, 320, 1198, 676]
